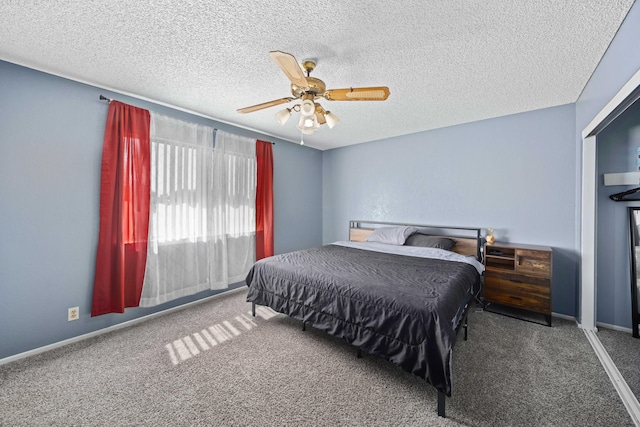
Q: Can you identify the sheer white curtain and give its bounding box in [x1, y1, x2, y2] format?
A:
[139, 115, 256, 307]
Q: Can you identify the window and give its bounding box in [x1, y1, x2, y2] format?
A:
[139, 115, 256, 307]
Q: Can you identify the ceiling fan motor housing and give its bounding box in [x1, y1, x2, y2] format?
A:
[291, 77, 326, 98]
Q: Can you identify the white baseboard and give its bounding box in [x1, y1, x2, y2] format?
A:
[0, 286, 246, 367]
[552, 311, 577, 322]
[596, 321, 633, 334]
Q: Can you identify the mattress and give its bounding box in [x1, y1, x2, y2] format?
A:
[245, 242, 482, 395]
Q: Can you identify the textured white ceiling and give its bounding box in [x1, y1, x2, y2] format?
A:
[0, 1, 634, 150]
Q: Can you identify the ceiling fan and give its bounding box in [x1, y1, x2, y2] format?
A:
[237, 51, 390, 137]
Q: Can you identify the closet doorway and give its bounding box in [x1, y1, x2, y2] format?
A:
[581, 68, 640, 331]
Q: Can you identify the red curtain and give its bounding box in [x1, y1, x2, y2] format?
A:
[91, 101, 151, 316]
[256, 140, 274, 260]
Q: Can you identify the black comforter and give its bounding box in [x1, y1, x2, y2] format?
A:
[245, 244, 481, 396]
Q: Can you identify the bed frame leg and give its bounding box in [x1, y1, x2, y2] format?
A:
[463, 310, 469, 341]
[252, 302, 255, 317]
[437, 391, 446, 417]
[357, 348, 362, 358]
[302, 322, 306, 331]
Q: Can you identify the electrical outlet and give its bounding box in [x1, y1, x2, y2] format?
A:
[68, 307, 79, 321]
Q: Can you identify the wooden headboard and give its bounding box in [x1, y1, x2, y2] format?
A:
[348, 220, 482, 259]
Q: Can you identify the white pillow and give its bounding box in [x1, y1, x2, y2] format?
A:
[365, 226, 418, 245]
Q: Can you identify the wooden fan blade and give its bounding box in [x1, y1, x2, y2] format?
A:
[236, 97, 294, 114]
[323, 86, 390, 101]
[269, 51, 309, 88]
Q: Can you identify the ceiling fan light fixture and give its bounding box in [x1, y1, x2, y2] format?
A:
[275, 108, 292, 125]
[325, 111, 340, 129]
[299, 98, 315, 117]
[297, 114, 319, 134]
[236, 51, 391, 140]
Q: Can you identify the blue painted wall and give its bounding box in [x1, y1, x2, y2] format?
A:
[0, 60, 322, 360]
[321, 1, 640, 326]
[575, 1, 640, 327]
[273, 141, 323, 254]
[322, 104, 579, 316]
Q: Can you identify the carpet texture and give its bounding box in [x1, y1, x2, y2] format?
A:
[597, 326, 640, 402]
[0, 289, 633, 426]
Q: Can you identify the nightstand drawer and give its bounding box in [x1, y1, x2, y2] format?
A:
[484, 288, 550, 314]
[485, 271, 550, 293]
[484, 273, 550, 314]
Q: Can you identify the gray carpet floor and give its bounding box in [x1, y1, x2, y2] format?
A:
[598, 326, 640, 403]
[0, 289, 633, 426]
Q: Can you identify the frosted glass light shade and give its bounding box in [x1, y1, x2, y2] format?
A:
[275, 108, 292, 125]
[297, 114, 319, 134]
[300, 99, 315, 117]
[325, 111, 340, 129]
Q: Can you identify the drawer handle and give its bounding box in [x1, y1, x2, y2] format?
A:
[509, 296, 522, 301]
[509, 279, 523, 283]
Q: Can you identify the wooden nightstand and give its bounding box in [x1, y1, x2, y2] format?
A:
[483, 242, 553, 326]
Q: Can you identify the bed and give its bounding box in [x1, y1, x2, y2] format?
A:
[245, 220, 484, 417]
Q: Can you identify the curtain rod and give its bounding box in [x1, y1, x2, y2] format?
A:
[98, 94, 274, 145]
